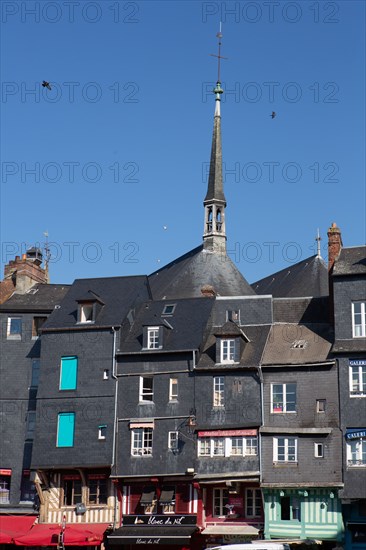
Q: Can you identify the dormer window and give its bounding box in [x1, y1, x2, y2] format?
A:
[148, 327, 160, 349]
[221, 338, 237, 363]
[80, 303, 94, 323]
[162, 304, 176, 316]
[226, 310, 240, 324]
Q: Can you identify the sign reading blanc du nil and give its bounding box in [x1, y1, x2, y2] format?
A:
[123, 515, 197, 526]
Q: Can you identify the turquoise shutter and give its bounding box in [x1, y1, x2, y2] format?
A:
[60, 356, 78, 390]
[57, 412, 75, 447]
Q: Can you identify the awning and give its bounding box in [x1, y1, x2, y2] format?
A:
[159, 486, 175, 504]
[13, 523, 109, 546]
[0, 515, 37, 544]
[202, 525, 259, 536]
[107, 525, 197, 545]
[140, 486, 156, 505]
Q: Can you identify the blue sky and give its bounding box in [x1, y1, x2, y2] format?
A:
[1, 0, 365, 285]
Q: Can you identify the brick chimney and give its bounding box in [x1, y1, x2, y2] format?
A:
[327, 222, 343, 272]
[1, 248, 47, 297]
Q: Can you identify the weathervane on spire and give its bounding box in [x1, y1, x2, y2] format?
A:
[210, 23, 227, 107]
[316, 228, 322, 258]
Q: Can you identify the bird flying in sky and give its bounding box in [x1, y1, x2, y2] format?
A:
[271, 111, 276, 119]
[42, 81, 51, 90]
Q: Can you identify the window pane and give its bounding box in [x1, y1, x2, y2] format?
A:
[286, 384, 297, 412]
[57, 413, 75, 447]
[272, 385, 283, 411]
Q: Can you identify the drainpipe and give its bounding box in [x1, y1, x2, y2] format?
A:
[111, 327, 119, 528]
[257, 365, 264, 484]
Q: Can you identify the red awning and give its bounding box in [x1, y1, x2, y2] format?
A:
[13, 523, 109, 546]
[0, 515, 37, 544]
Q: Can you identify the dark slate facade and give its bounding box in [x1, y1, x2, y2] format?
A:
[0, 283, 69, 513]
[332, 246, 366, 550]
[260, 297, 344, 541]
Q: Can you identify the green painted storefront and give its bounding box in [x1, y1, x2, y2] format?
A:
[263, 488, 344, 542]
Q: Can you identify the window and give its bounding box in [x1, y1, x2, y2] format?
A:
[103, 369, 109, 380]
[59, 356, 78, 391]
[198, 436, 258, 457]
[213, 488, 229, 516]
[213, 376, 224, 407]
[352, 302, 366, 337]
[57, 412, 75, 447]
[20, 476, 36, 503]
[316, 399, 326, 412]
[347, 438, 366, 467]
[160, 486, 175, 514]
[32, 316, 47, 338]
[274, 437, 297, 462]
[80, 303, 94, 323]
[7, 317, 22, 339]
[139, 377, 153, 402]
[246, 488, 262, 517]
[88, 478, 107, 504]
[314, 442, 324, 458]
[169, 378, 178, 401]
[63, 478, 82, 506]
[231, 437, 243, 456]
[162, 304, 176, 316]
[168, 431, 179, 450]
[31, 359, 40, 388]
[213, 438, 225, 456]
[221, 338, 237, 363]
[245, 437, 258, 455]
[271, 383, 296, 413]
[131, 428, 153, 456]
[226, 310, 240, 324]
[198, 438, 211, 457]
[230, 437, 258, 456]
[25, 411, 36, 440]
[98, 425, 107, 440]
[280, 496, 301, 521]
[0, 475, 11, 504]
[148, 327, 160, 349]
[350, 363, 366, 397]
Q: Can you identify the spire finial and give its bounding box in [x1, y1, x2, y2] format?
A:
[316, 228, 322, 258]
[210, 22, 227, 103]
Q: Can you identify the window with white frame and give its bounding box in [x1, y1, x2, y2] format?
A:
[213, 488, 229, 516]
[139, 376, 154, 402]
[80, 303, 94, 323]
[147, 327, 160, 349]
[349, 364, 366, 397]
[131, 428, 153, 456]
[314, 442, 324, 458]
[169, 378, 178, 401]
[347, 438, 366, 466]
[271, 383, 297, 413]
[246, 488, 262, 517]
[7, 317, 22, 339]
[168, 431, 179, 451]
[98, 425, 107, 440]
[352, 302, 366, 337]
[274, 437, 297, 462]
[198, 435, 258, 457]
[220, 338, 236, 363]
[213, 376, 224, 407]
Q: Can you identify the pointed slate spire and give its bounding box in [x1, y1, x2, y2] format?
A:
[203, 30, 227, 253]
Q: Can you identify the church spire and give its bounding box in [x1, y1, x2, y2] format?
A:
[203, 26, 227, 253]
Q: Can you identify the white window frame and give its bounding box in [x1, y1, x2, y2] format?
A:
[7, 317, 22, 339]
[80, 303, 94, 323]
[220, 338, 236, 363]
[169, 378, 178, 401]
[213, 488, 229, 517]
[98, 425, 107, 440]
[168, 431, 179, 450]
[314, 442, 324, 458]
[273, 437, 298, 462]
[139, 376, 154, 402]
[349, 365, 366, 397]
[198, 436, 258, 457]
[271, 383, 297, 413]
[347, 438, 366, 467]
[245, 488, 262, 518]
[316, 399, 326, 412]
[352, 301, 366, 337]
[131, 428, 153, 456]
[147, 326, 160, 349]
[213, 376, 224, 407]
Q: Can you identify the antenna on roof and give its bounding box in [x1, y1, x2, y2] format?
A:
[43, 231, 51, 283]
[315, 228, 322, 258]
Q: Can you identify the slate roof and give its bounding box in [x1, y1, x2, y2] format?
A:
[332, 246, 366, 276]
[0, 283, 69, 311]
[42, 276, 150, 329]
[204, 112, 226, 203]
[332, 339, 366, 353]
[261, 323, 333, 366]
[196, 324, 271, 370]
[118, 297, 215, 353]
[273, 297, 330, 324]
[252, 255, 329, 298]
[149, 245, 255, 300]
